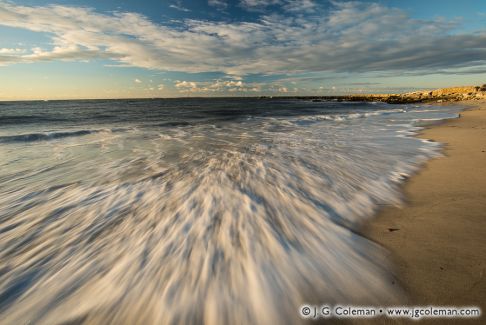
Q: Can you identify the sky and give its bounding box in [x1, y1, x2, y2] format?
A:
[0, 0, 485, 100]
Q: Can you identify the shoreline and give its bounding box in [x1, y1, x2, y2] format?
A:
[1, 85, 485, 104]
[363, 100, 486, 322]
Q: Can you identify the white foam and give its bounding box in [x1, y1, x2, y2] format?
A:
[0, 103, 462, 325]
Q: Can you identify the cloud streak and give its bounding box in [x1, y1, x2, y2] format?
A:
[0, 1, 485, 76]
[169, 2, 191, 13]
[239, 0, 316, 12]
[208, 0, 228, 10]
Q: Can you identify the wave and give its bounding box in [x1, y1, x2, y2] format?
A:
[0, 130, 96, 143]
[294, 109, 405, 124]
[0, 142, 408, 325]
[412, 115, 459, 126]
[0, 115, 70, 125]
[0, 129, 120, 144]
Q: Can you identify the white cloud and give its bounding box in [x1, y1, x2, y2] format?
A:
[239, 0, 315, 12]
[175, 80, 197, 89]
[0, 1, 485, 77]
[134, 78, 142, 83]
[282, 0, 316, 12]
[240, 0, 281, 9]
[169, 2, 191, 12]
[157, 84, 165, 90]
[225, 80, 243, 87]
[173, 79, 292, 94]
[240, 0, 318, 12]
[208, 0, 228, 10]
[0, 48, 25, 54]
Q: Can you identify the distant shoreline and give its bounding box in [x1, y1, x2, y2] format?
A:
[2, 85, 485, 103]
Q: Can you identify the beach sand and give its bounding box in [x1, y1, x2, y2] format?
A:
[363, 100, 486, 323]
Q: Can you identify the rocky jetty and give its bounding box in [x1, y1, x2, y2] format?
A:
[354, 85, 486, 104]
[285, 85, 486, 104]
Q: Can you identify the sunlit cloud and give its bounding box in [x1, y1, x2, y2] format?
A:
[173, 79, 297, 94]
[0, 47, 25, 54]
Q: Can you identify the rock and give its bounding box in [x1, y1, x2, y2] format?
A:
[301, 84, 485, 104]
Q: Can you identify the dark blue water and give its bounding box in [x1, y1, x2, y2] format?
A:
[0, 98, 461, 324]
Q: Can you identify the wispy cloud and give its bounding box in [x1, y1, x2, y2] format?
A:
[239, 0, 315, 12]
[134, 78, 142, 83]
[208, 0, 228, 10]
[169, 1, 191, 12]
[0, 1, 485, 78]
[282, 0, 316, 12]
[239, 0, 281, 11]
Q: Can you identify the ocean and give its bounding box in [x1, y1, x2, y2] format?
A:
[0, 98, 461, 324]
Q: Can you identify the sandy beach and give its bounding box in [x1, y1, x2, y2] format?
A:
[364, 100, 486, 323]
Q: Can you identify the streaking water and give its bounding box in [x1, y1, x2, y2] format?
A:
[0, 99, 460, 324]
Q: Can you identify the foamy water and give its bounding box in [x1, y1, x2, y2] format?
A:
[0, 99, 460, 324]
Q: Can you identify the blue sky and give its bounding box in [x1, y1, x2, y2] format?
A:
[0, 0, 485, 99]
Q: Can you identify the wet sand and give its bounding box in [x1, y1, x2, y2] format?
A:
[364, 100, 486, 323]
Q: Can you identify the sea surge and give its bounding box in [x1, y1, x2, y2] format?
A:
[0, 99, 461, 324]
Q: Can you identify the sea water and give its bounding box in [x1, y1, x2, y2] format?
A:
[0, 98, 461, 324]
